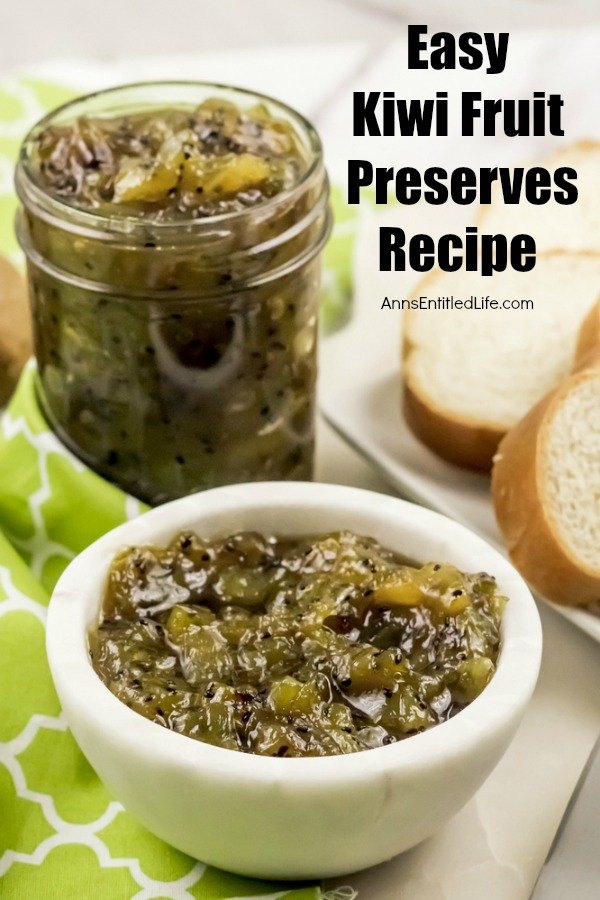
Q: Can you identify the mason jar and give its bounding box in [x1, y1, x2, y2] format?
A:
[15, 82, 331, 505]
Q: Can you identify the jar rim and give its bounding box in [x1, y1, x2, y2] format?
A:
[15, 80, 325, 240]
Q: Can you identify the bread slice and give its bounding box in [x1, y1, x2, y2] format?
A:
[574, 299, 600, 370]
[0, 256, 31, 405]
[403, 252, 600, 470]
[479, 141, 600, 253]
[492, 367, 600, 606]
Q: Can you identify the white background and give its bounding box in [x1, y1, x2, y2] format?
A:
[2, 0, 600, 75]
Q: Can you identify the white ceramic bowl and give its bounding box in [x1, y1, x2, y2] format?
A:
[46, 482, 542, 880]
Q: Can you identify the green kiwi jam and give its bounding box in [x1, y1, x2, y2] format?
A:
[89, 529, 505, 757]
[16, 84, 330, 504]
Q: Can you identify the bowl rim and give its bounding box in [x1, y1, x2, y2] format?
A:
[46, 481, 542, 785]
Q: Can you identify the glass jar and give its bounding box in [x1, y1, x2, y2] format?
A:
[15, 82, 331, 505]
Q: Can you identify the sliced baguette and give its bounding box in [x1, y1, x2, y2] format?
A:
[492, 367, 600, 606]
[0, 256, 31, 405]
[479, 141, 600, 253]
[574, 299, 600, 370]
[403, 252, 600, 470]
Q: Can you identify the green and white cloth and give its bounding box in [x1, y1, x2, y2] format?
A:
[0, 75, 358, 898]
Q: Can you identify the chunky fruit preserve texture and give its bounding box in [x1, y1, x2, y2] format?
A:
[28, 99, 307, 219]
[89, 530, 505, 757]
[24, 98, 321, 504]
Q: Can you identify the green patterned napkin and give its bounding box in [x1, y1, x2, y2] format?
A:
[0, 76, 359, 898]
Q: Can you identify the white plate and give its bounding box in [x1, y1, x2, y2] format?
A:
[320, 218, 600, 644]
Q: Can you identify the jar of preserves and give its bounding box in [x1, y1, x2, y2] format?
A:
[15, 82, 331, 505]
